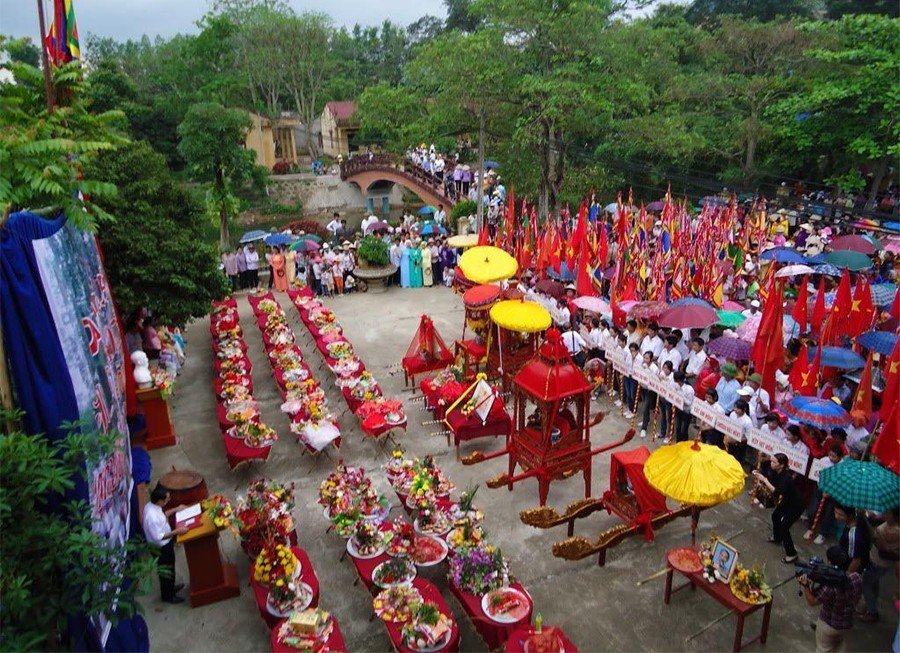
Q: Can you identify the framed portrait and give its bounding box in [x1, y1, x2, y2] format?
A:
[711, 539, 739, 583]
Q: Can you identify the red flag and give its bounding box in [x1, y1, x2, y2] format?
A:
[872, 400, 899, 475]
[873, 342, 900, 472]
[596, 223, 608, 272]
[831, 268, 853, 338]
[477, 223, 490, 247]
[810, 276, 827, 335]
[789, 343, 819, 396]
[751, 276, 784, 397]
[879, 341, 900, 423]
[847, 275, 875, 337]
[851, 352, 874, 416]
[576, 238, 596, 297]
[791, 275, 808, 333]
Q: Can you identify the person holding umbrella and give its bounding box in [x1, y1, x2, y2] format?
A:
[752, 453, 805, 563]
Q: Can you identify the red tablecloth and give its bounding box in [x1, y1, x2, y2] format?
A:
[213, 297, 238, 309]
[340, 385, 383, 414]
[221, 431, 272, 469]
[445, 400, 512, 447]
[287, 288, 314, 301]
[250, 547, 320, 629]
[448, 582, 532, 651]
[213, 353, 251, 374]
[384, 579, 460, 653]
[248, 292, 275, 310]
[270, 616, 346, 653]
[504, 626, 580, 653]
[361, 414, 407, 440]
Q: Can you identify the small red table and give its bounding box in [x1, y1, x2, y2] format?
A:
[663, 558, 772, 653]
[448, 581, 533, 651]
[221, 431, 272, 470]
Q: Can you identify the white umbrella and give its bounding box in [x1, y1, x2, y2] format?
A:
[775, 264, 815, 278]
[572, 296, 610, 314]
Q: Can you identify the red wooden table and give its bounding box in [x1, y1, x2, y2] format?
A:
[384, 579, 460, 653]
[221, 431, 272, 469]
[663, 560, 772, 653]
[448, 581, 532, 651]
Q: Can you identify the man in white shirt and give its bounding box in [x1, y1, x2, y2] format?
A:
[685, 337, 708, 381]
[553, 299, 571, 329]
[658, 335, 683, 372]
[625, 320, 641, 348]
[745, 373, 771, 426]
[434, 203, 447, 226]
[640, 323, 664, 360]
[326, 212, 342, 238]
[561, 328, 588, 368]
[741, 299, 761, 318]
[143, 486, 190, 603]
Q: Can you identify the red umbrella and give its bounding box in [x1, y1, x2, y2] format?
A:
[627, 300, 669, 320]
[536, 279, 564, 297]
[658, 305, 719, 329]
[829, 234, 878, 255]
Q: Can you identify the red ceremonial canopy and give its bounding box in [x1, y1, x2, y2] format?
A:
[402, 315, 454, 376]
[608, 447, 667, 517]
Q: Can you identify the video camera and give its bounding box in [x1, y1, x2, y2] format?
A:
[794, 557, 848, 589]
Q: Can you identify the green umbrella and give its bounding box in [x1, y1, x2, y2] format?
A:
[823, 250, 872, 271]
[818, 459, 899, 512]
[716, 310, 746, 328]
[297, 234, 323, 243]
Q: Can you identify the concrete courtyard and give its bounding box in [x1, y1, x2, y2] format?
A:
[141, 283, 895, 652]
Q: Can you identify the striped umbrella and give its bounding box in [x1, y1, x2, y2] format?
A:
[818, 460, 899, 512]
[782, 396, 851, 429]
[858, 331, 899, 356]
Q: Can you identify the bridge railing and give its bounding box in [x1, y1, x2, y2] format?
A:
[340, 155, 459, 205]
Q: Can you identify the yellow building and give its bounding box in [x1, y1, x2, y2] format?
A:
[244, 112, 300, 171]
[320, 101, 359, 158]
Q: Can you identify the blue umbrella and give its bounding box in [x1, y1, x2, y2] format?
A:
[264, 232, 293, 246]
[883, 222, 900, 233]
[783, 396, 851, 429]
[814, 263, 842, 277]
[805, 253, 827, 265]
[417, 206, 436, 215]
[239, 229, 268, 244]
[759, 247, 806, 263]
[671, 297, 715, 308]
[484, 161, 500, 169]
[871, 283, 897, 307]
[419, 222, 447, 236]
[808, 346, 866, 370]
[857, 331, 899, 356]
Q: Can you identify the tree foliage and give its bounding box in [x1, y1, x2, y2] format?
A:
[0, 414, 155, 652]
[88, 141, 230, 326]
[0, 39, 127, 227]
[177, 102, 259, 249]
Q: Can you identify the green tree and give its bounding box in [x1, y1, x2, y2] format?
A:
[1, 414, 155, 652]
[0, 40, 126, 226]
[685, 0, 814, 24]
[770, 14, 900, 204]
[5, 37, 41, 67]
[88, 141, 230, 326]
[444, 0, 484, 32]
[355, 82, 428, 152]
[177, 102, 258, 249]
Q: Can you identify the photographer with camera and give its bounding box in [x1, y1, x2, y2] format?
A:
[798, 546, 863, 652]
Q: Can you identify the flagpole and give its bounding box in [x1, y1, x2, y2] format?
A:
[36, 0, 55, 112]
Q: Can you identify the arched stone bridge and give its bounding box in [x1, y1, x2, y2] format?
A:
[340, 155, 457, 209]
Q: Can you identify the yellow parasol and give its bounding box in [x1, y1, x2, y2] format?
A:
[459, 246, 518, 284]
[644, 440, 745, 507]
[447, 234, 480, 249]
[489, 299, 552, 333]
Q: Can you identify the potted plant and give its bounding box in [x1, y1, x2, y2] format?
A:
[357, 235, 389, 269]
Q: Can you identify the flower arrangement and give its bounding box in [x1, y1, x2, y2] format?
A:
[454, 484, 483, 524]
[332, 357, 362, 376]
[402, 601, 453, 650]
[321, 332, 345, 344]
[384, 449, 408, 477]
[356, 398, 405, 421]
[447, 518, 485, 551]
[373, 585, 422, 623]
[268, 573, 310, 613]
[222, 370, 250, 387]
[151, 368, 175, 398]
[201, 494, 242, 535]
[243, 420, 278, 448]
[258, 299, 279, 314]
[236, 478, 296, 558]
[415, 501, 452, 535]
[326, 342, 353, 359]
[221, 383, 251, 402]
[730, 565, 771, 604]
[351, 521, 383, 557]
[254, 544, 299, 585]
[351, 384, 380, 402]
[383, 519, 416, 557]
[460, 397, 477, 416]
[448, 545, 511, 594]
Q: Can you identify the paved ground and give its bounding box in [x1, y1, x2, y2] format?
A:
[142, 284, 895, 652]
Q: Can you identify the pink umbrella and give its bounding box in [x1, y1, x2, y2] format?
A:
[736, 313, 800, 343]
[627, 300, 669, 320]
[885, 237, 900, 255]
[658, 305, 719, 329]
[573, 296, 610, 314]
[830, 234, 878, 255]
[723, 300, 744, 312]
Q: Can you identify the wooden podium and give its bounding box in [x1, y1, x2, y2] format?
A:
[177, 514, 240, 608]
[136, 387, 177, 449]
